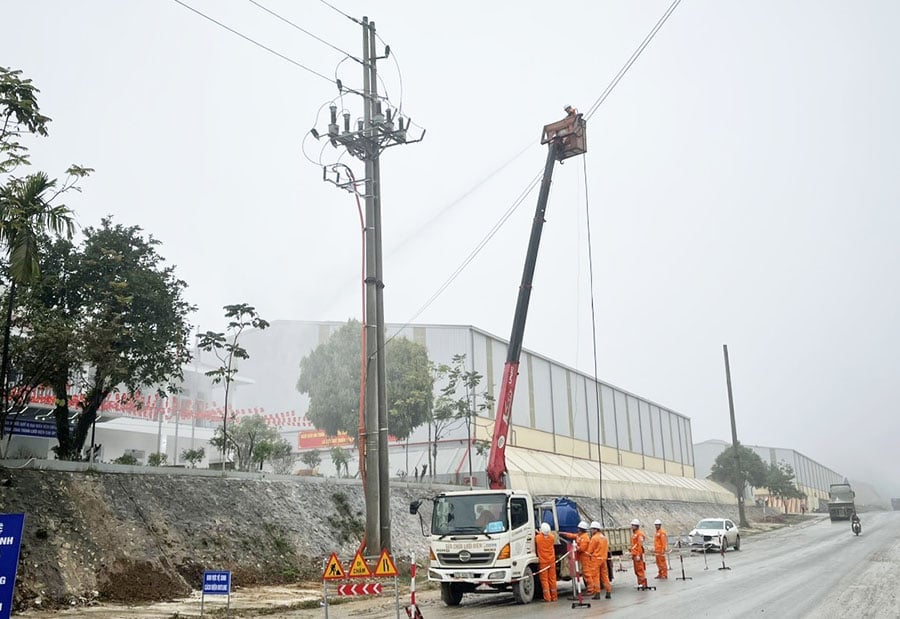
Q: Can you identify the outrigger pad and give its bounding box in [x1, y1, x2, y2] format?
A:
[571, 602, 592, 609]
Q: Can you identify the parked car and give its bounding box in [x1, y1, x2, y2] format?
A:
[689, 518, 740, 551]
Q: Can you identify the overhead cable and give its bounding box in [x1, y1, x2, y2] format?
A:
[172, 0, 336, 84]
[386, 171, 543, 345]
[585, 0, 682, 119]
[247, 0, 358, 61]
[318, 0, 360, 24]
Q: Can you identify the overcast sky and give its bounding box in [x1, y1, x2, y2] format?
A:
[4, 1, 898, 498]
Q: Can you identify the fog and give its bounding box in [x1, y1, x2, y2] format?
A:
[3, 1, 898, 498]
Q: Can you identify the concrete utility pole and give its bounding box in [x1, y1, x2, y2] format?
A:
[723, 344, 749, 528]
[319, 16, 423, 555]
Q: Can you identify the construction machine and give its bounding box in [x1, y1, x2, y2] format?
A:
[411, 110, 629, 606]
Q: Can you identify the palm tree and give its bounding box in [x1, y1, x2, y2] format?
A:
[0, 171, 75, 433]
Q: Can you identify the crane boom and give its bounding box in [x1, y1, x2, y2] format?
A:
[486, 110, 587, 489]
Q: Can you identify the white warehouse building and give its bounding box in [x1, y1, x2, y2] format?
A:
[693, 438, 847, 512]
[238, 321, 731, 503]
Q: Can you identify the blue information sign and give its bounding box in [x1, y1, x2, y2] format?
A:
[202, 570, 231, 595]
[0, 513, 25, 619]
[2, 419, 56, 438]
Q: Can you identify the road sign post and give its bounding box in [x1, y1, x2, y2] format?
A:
[322, 550, 401, 617]
[200, 570, 231, 617]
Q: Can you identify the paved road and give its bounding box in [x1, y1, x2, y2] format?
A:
[389, 511, 900, 619]
[20, 512, 899, 618]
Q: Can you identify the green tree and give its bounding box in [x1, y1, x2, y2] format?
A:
[197, 304, 269, 466]
[296, 320, 361, 438]
[0, 67, 91, 441]
[296, 320, 433, 443]
[148, 452, 168, 467]
[111, 452, 138, 466]
[330, 446, 350, 478]
[209, 414, 284, 472]
[386, 337, 433, 476]
[300, 449, 322, 472]
[709, 443, 768, 496]
[251, 433, 293, 472]
[1, 66, 50, 173]
[63, 219, 193, 459]
[7, 237, 81, 456]
[10, 219, 194, 459]
[181, 447, 205, 468]
[264, 441, 294, 475]
[432, 354, 493, 485]
[765, 460, 804, 511]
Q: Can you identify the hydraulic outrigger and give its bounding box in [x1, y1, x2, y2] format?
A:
[486, 107, 587, 489]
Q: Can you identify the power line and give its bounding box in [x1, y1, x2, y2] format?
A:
[375, 31, 404, 115]
[247, 0, 358, 61]
[172, 0, 336, 84]
[384, 139, 536, 261]
[393, 0, 684, 325]
[585, 0, 682, 119]
[318, 0, 360, 24]
[386, 170, 543, 344]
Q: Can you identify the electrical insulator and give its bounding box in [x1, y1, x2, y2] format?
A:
[343, 112, 351, 134]
[328, 105, 339, 137]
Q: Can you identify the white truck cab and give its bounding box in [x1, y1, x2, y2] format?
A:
[413, 489, 563, 605]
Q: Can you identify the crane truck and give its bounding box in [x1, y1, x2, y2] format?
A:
[410, 110, 630, 606]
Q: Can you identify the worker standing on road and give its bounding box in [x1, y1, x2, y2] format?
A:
[630, 518, 648, 588]
[582, 522, 600, 596]
[560, 520, 590, 597]
[653, 519, 668, 579]
[534, 522, 558, 602]
[589, 521, 612, 600]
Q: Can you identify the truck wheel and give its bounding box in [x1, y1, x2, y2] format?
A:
[733, 535, 740, 550]
[512, 566, 536, 604]
[441, 582, 464, 606]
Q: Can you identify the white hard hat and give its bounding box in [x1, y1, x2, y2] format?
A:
[540, 522, 551, 534]
[590, 520, 602, 530]
[631, 518, 641, 527]
[577, 520, 590, 530]
[654, 519, 662, 525]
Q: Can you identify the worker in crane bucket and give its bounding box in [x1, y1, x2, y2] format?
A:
[630, 519, 649, 588]
[653, 519, 668, 579]
[534, 522, 558, 602]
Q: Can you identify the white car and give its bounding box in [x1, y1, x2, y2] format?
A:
[689, 518, 740, 551]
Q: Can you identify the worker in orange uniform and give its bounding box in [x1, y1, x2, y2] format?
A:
[630, 518, 648, 588]
[534, 522, 558, 602]
[577, 522, 597, 596]
[653, 519, 668, 579]
[588, 520, 612, 600]
[560, 520, 590, 598]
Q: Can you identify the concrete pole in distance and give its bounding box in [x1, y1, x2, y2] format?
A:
[723, 344, 749, 528]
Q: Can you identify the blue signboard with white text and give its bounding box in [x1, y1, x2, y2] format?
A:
[202, 570, 231, 595]
[1, 419, 56, 438]
[0, 513, 25, 619]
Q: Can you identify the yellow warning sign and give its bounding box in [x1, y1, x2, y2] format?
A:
[348, 551, 372, 578]
[373, 549, 398, 577]
[322, 552, 346, 580]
